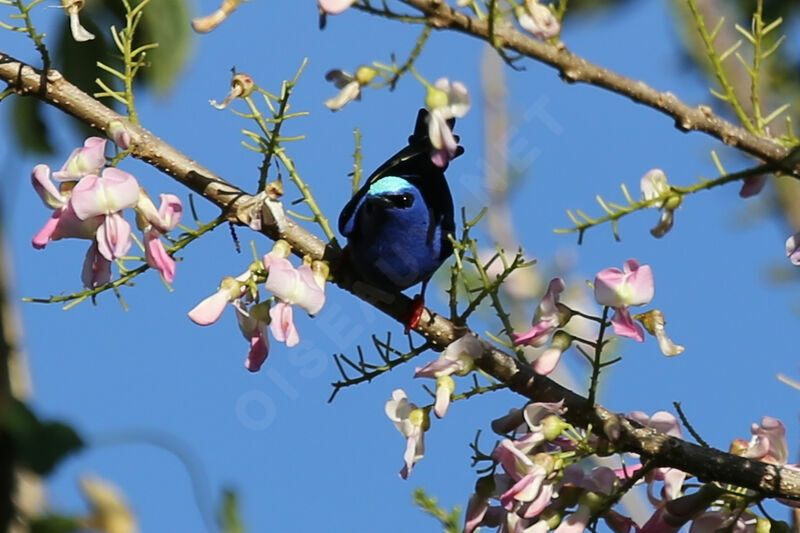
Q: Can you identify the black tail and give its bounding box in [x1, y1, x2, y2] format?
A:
[407, 109, 465, 160]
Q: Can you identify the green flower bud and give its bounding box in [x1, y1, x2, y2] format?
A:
[541, 414, 569, 441]
[355, 66, 377, 85]
[425, 87, 448, 110]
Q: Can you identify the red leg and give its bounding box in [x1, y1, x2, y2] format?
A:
[404, 294, 425, 334]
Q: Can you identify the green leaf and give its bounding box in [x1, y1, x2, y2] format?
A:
[138, 0, 193, 93]
[11, 97, 53, 154]
[218, 488, 245, 533]
[29, 514, 83, 533]
[2, 399, 83, 476]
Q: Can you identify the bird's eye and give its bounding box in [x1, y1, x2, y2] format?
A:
[388, 193, 414, 208]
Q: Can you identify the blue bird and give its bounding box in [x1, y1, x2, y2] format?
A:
[339, 109, 463, 331]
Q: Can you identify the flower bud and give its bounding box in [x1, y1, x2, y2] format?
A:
[311, 260, 330, 289]
[355, 66, 377, 85]
[107, 120, 131, 149]
[270, 239, 292, 259]
[541, 414, 569, 441]
[425, 86, 449, 110]
[408, 407, 430, 431]
[729, 438, 749, 456]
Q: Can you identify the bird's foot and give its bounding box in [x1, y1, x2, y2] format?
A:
[404, 294, 425, 334]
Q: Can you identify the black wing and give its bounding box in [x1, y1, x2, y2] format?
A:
[339, 109, 463, 237]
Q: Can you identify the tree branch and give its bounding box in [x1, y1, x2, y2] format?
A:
[3, 50, 800, 502]
[392, 0, 797, 170]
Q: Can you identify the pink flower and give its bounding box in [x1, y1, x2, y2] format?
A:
[96, 212, 132, 260]
[31, 165, 103, 249]
[264, 256, 326, 316]
[743, 416, 788, 464]
[269, 301, 300, 347]
[425, 78, 470, 167]
[235, 302, 270, 372]
[415, 334, 481, 378]
[188, 275, 248, 326]
[107, 121, 132, 150]
[140, 193, 183, 282]
[512, 278, 571, 348]
[516, 1, 560, 40]
[531, 331, 572, 375]
[70, 168, 140, 220]
[594, 259, 654, 342]
[385, 389, 427, 479]
[53, 137, 106, 181]
[786, 232, 800, 266]
[81, 242, 112, 288]
[628, 411, 686, 507]
[318, 0, 355, 14]
[414, 334, 482, 418]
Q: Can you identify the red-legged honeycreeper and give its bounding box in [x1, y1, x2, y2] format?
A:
[338, 109, 464, 331]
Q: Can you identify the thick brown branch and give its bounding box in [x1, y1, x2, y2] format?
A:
[392, 0, 795, 168]
[2, 51, 800, 502]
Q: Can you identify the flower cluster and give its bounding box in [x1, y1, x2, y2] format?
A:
[188, 240, 328, 372]
[638, 415, 797, 532]
[464, 403, 637, 533]
[385, 335, 486, 477]
[31, 136, 183, 288]
[512, 260, 683, 376]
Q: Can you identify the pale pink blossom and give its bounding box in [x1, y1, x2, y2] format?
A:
[53, 137, 106, 181]
[269, 301, 300, 347]
[516, 1, 560, 40]
[70, 168, 140, 220]
[318, 0, 355, 14]
[425, 78, 470, 167]
[628, 411, 687, 508]
[415, 334, 481, 378]
[235, 302, 270, 372]
[594, 259, 654, 342]
[188, 275, 248, 326]
[140, 194, 183, 282]
[385, 389, 427, 479]
[786, 232, 800, 266]
[744, 416, 787, 464]
[264, 256, 326, 316]
[107, 120, 131, 149]
[531, 330, 572, 375]
[512, 278, 571, 348]
[31, 165, 102, 249]
[96, 212, 132, 260]
[81, 242, 112, 289]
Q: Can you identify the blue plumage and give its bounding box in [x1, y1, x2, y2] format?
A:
[339, 110, 462, 321]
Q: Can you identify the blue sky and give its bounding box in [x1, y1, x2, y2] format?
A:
[3, 0, 800, 531]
